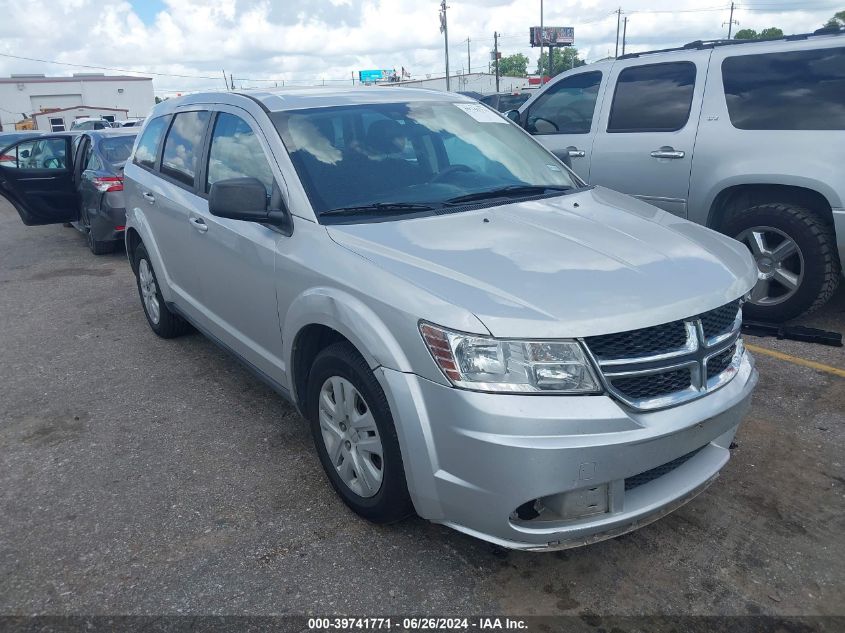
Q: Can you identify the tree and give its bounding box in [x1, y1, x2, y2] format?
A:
[759, 27, 784, 39]
[498, 53, 529, 77]
[824, 10, 845, 27]
[536, 47, 584, 77]
[734, 28, 758, 39]
[734, 27, 783, 40]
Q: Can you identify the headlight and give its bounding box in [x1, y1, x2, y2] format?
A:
[419, 322, 601, 394]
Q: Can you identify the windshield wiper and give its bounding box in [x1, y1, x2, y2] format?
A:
[444, 185, 572, 205]
[321, 202, 438, 217]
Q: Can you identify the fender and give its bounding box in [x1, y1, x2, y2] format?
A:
[124, 204, 178, 304]
[697, 174, 842, 228]
[282, 286, 414, 385]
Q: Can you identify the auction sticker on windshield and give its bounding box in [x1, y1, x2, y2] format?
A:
[454, 103, 508, 123]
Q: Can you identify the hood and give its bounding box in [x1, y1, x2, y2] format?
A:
[327, 187, 757, 338]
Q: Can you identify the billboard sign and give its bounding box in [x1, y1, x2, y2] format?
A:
[358, 69, 386, 83]
[530, 26, 574, 47]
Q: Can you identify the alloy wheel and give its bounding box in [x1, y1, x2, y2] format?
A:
[736, 225, 804, 307]
[138, 259, 161, 324]
[318, 376, 384, 498]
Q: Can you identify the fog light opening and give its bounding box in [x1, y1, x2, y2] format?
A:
[512, 499, 544, 521]
[511, 484, 611, 525]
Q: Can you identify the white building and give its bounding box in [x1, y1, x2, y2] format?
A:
[382, 72, 530, 95]
[0, 73, 154, 131]
[32, 106, 129, 132]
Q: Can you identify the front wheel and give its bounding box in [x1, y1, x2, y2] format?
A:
[306, 341, 414, 523]
[724, 203, 840, 322]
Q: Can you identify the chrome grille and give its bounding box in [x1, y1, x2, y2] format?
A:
[613, 367, 693, 401]
[583, 299, 745, 411]
[699, 299, 741, 342]
[586, 320, 687, 361]
[706, 345, 736, 380]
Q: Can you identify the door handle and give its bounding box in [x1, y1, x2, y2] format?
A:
[189, 216, 208, 233]
[142, 191, 155, 204]
[567, 147, 586, 158]
[650, 147, 685, 159]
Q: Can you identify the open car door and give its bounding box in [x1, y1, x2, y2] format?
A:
[0, 135, 79, 225]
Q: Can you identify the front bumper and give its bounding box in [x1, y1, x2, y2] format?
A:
[377, 351, 757, 550]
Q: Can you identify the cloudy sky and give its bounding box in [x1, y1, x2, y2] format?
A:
[0, 0, 840, 96]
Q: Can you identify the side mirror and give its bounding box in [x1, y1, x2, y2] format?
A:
[19, 149, 30, 159]
[505, 109, 520, 123]
[208, 177, 291, 230]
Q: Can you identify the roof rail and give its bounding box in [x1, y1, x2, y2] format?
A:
[617, 27, 843, 60]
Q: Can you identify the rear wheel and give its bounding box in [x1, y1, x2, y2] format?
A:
[87, 228, 115, 255]
[306, 341, 414, 523]
[724, 203, 840, 322]
[133, 243, 190, 338]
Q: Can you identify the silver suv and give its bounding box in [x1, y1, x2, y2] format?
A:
[514, 29, 845, 322]
[118, 88, 757, 550]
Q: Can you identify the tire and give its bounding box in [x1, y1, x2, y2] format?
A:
[306, 341, 414, 523]
[132, 243, 190, 338]
[723, 203, 840, 322]
[87, 229, 115, 255]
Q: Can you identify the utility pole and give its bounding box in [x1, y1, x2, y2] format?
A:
[466, 38, 471, 74]
[723, 2, 738, 39]
[222, 69, 229, 91]
[615, 7, 622, 58]
[622, 17, 628, 55]
[494, 31, 500, 92]
[440, 1, 451, 90]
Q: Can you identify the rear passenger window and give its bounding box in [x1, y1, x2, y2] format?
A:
[134, 116, 169, 169]
[607, 62, 696, 133]
[161, 111, 210, 187]
[525, 71, 602, 134]
[206, 113, 274, 193]
[722, 48, 845, 130]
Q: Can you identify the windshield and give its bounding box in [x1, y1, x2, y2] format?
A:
[271, 101, 579, 222]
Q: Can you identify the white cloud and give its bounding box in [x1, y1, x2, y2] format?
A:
[0, 0, 838, 96]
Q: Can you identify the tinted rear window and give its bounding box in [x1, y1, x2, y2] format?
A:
[134, 116, 169, 169]
[99, 136, 136, 167]
[608, 62, 696, 133]
[161, 111, 210, 187]
[722, 47, 845, 130]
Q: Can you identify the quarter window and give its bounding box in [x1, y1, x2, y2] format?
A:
[722, 48, 845, 130]
[206, 113, 275, 193]
[607, 62, 696, 133]
[525, 71, 602, 135]
[134, 115, 169, 170]
[49, 117, 65, 132]
[161, 111, 210, 186]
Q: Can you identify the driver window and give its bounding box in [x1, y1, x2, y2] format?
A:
[8, 138, 68, 170]
[525, 71, 602, 135]
[206, 112, 275, 194]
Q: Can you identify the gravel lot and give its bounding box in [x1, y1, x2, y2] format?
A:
[0, 197, 843, 619]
